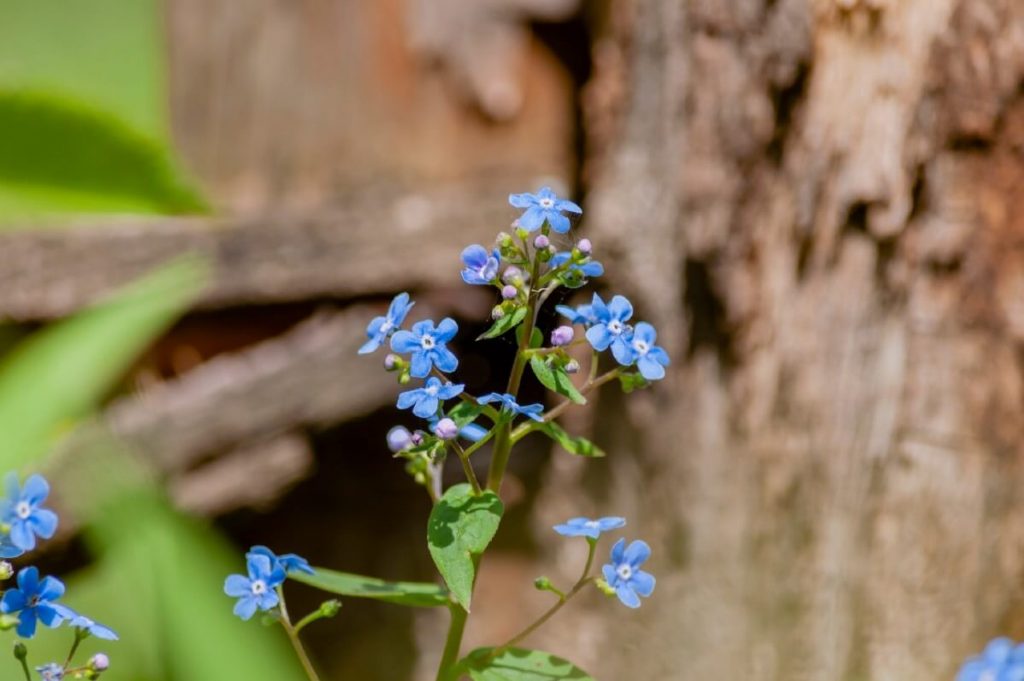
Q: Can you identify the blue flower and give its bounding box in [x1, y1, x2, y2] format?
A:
[957, 638, 1024, 681]
[397, 377, 465, 419]
[602, 538, 655, 609]
[477, 393, 544, 422]
[554, 516, 625, 539]
[585, 294, 634, 365]
[52, 606, 118, 640]
[1, 474, 58, 553]
[224, 553, 286, 620]
[508, 187, 582, 234]
[36, 664, 63, 681]
[626, 322, 670, 381]
[556, 303, 598, 327]
[461, 245, 500, 285]
[248, 546, 314, 577]
[549, 251, 604, 278]
[458, 421, 489, 442]
[1, 567, 65, 638]
[390, 319, 459, 378]
[360, 293, 415, 355]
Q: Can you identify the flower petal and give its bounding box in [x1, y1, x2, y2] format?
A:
[390, 330, 420, 354]
[29, 509, 58, 539]
[556, 198, 583, 214]
[509, 192, 538, 208]
[611, 338, 636, 366]
[460, 245, 489, 269]
[224, 575, 252, 597]
[233, 596, 259, 621]
[623, 539, 651, 567]
[518, 205, 546, 231]
[38, 576, 64, 602]
[397, 389, 423, 410]
[412, 395, 440, 419]
[633, 322, 657, 345]
[409, 352, 432, 378]
[547, 211, 571, 234]
[638, 356, 666, 381]
[607, 295, 633, 321]
[630, 570, 656, 597]
[614, 584, 642, 608]
[434, 318, 459, 343]
[586, 325, 613, 351]
[22, 475, 49, 506]
[432, 347, 459, 373]
[610, 538, 626, 564]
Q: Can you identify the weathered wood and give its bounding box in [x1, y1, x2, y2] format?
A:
[0, 187, 509, 320]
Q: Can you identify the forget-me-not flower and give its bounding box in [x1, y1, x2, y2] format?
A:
[556, 302, 598, 327]
[554, 516, 625, 540]
[398, 377, 464, 419]
[224, 553, 286, 620]
[36, 664, 63, 681]
[625, 322, 670, 381]
[52, 605, 118, 640]
[360, 293, 415, 354]
[1, 474, 58, 553]
[602, 538, 655, 609]
[477, 393, 544, 422]
[390, 319, 459, 378]
[586, 294, 635, 365]
[461, 245, 500, 285]
[1, 567, 65, 638]
[508, 187, 582, 234]
[549, 251, 604, 279]
[956, 638, 1024, 681]
[248, 546, 314, 577]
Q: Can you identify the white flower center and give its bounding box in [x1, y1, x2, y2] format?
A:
[616, 564, 633, 581]
[15, 501, 31, 520]
[380, 320, 393, 334]
[251, 579, 268, 596]
[632, 339, 649, 355]
[539, 197, 555, 209]
[608, 320, 623, 335]
[421, 336, 436, 350]
[584, 520, 601, 529]
[425, 385, 439, 396]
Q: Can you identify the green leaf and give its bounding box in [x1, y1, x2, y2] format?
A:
[0, 257, 207, 470]
[454, 647, 595, 681]
[428, 483, 504, 610]
[447, 401, 488, 428]
[537, 421, 605, 458]
[529, 356, 586, 405]
[516, 324, 543, 349]
[617, 371, 649, 394]
[478, 306, 528, 340]
[292, 567, 449, 607]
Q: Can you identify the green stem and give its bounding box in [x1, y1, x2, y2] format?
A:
[278, 588, 323, 681]
[17, 657, 29, 681]
[436, 604, 469, 681]
[509, 367, 622, 445]
[451, 441, 482, 495]
[62, 630, 85, 670]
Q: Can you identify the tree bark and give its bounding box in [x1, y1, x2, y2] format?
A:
[529, 2, 1024, 680]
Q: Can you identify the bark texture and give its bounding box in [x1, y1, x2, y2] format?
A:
[525, 2, 1024, 680]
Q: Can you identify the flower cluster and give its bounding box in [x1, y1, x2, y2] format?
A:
[957, 638, 1024, 681]
[0, 473, 117, 679]
[553, 516, 655, 609]
[224, 546, 313, 620]
[559, 294, 670, 381]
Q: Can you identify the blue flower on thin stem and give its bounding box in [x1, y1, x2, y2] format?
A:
[549, 251, 604, 279]
[957, 638, 1024, 681]
[1, 567, 65, 638]
[247, 546, 315, 577]
[602, 538, 655, 609]
[626, 323, 670, 381]
[508, 187, 582, 234]
[52, 605, 118, 640]
[397, 377, 465, 419]
[477, 392, 544, 422]
[36, 663, 63, 681]
[359, 293, 415, 355]
[585, 294, 634, 365]
[390, 319, 459, 378]
[461, 245, 500, 285]
[556, 302, 598, 327]
[224, 553, 286, 620]
[554, 516, 625, 540]
[1, 474, 58, 553]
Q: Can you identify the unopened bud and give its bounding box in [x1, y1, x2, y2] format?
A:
[534, 576, 553, 591]
[533, 234, 550, 249]
[319, 599, 342, 618]
[498, 231, 514, 247]
[502, 266, 523, 284]
[564, 359, 581, 374]
[501, 285, 518, 300]
[410, 431, 425, 446]
[387, 426, 413, 453]
[89, 653, 110, 672]
[577, 238, 592, 255]
[13, 642, 26, 661]
[550, 326, 574, 347]
[595, 579, 617, 597]
[384, 353, 400, 371]
[433, 418, 459, 441]
[0, 561, 12, 580]
[491, 306, 506, 320]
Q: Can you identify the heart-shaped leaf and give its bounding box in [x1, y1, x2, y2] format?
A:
[427, 483, 503, 610]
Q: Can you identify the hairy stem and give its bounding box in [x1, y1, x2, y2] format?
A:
[451, 441, 482, 494]
[278, 588, 323, 681]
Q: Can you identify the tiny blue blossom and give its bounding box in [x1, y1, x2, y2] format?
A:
[390, 319, 459, 378]
[549, 251, 604, 279]
[53, 606, 118, 640]
[556, 303, 598, 327]
[359, 293, 415, 355]
[1, 473, 58, 553]
[224, 553, 286, 620]
[1, 567, 65, 638]
[585, 294, 635, 365]
[461, 245, 501, 285]
[398, 377, 465, 419]
[554, 516, 626, 540]
[508, 187, 582, 234]
[957, 638, 1024, 681]
[602, 538, 655, 609]
[477, 393, 544, 422]
[625, 322, 670, 381]
[36, 664, 63, 681]
[248, 546, 315, 577]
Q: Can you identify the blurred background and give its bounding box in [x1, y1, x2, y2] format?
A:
[1, 0, 1024, 680]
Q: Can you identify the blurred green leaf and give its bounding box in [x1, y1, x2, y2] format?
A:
[427, 484, 503, 610]
[0, 257, 207, 471]
[453, 647, 594, 681]
[293, 567, 449, 608]
[537, 421, 605, 458]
